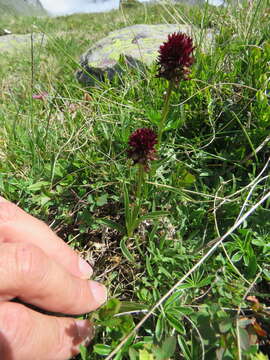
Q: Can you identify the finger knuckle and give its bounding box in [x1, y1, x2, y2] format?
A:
[61, 279, 85, 315]
[14, 243, 42, 281]
[0, 202, 19, 224]
[0, 302, 32, 347]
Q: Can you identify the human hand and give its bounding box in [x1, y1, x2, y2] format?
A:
[0, 196, 107, 360]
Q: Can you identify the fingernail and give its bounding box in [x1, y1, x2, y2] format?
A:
[75, 320, 94, 346]
[88, 281, 107, 306]
[79, 257, 93, 279]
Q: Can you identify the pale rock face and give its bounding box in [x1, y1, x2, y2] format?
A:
[0, 0, 46, 14]
[25, 0, 44, 9]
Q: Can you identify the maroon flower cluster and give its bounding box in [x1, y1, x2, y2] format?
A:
[127, 128, 157, 171]
[157, 32, 194, 82]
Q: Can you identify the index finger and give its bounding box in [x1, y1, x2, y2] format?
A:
[0, 196, 93, 280]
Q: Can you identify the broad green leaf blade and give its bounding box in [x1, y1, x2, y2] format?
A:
[139, 349, 154, 360]
[178, 335, 192, 360]
[27, 181, 50, 191]
[96, 218, 125, 233]
[120, 301, 149, 312]
[93, 344, 112, 355]
[155, 315, 165, 342]
[129, 348, 139, 360]
[123, 182, 131, 228]
[140, 211, 169, 221]
[79, 345, 89, 360]
[120, 237, 135, 262]
[166, 312, 186, 334]
[155, 336, 177, 360]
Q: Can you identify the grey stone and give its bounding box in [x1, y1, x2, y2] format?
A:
[0, 0, 46, 15]
[0, 29, 12, 36]
[76, 24, 214, 86]
[0, 33, 47, 54]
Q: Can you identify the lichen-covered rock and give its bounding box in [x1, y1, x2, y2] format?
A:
[0, 33, 47, 54]
[76, 24, 214, 86]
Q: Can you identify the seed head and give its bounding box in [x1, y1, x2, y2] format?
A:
[157, 32, 194, 82]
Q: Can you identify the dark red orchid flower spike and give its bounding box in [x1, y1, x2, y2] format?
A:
[127, 128, 157, 171]
[157, 32, 195, 83]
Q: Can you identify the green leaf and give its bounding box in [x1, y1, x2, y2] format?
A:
[166, 312, 186, 334]
[140, 211, 169, 221]
[219, 318, 233, 333]
[231, 251, 243, 262]
[117, 314, 134, 333]
[155, 336, 177, 360]
[263, 269, 270, 281]
[129, 348, 139, 360]
[239, 328, 250, 351]
[146, 109, 162, 126]
[27, 181, 50, 192]
[120, 301, 148, 313]
[96, 218, 125, 233]
[98, 298, 121, 321]
[155, 315, 165, 342]
[247, 255, 257, 278]
[178, 335, 191, 359]
[93, 344, 112, 355]
[79, 345, 89, 360]
[146, 255, 154, 277]
[164, 292, 183, 309]
[196, 276, 214, 288]
[96, 194, 108, 206]
[163, 116, 183, 132]
[178, 170, 196, 187]
[120, 236, 135, 262]
[123, 182, 131, 228]
[253, 353, 269, 360]
[139, 349, 154, 360]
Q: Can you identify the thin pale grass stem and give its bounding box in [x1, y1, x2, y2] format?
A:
[244, 134, 270, 162]
[236, 175, 270, 222]
[182, 304, 270, 312]
[180, 312, 205, 360]
[201, 159, 269, 251]
[244, 0, 264, 41]
[213, 180, 231, 237]
[236, 270, 262, 360]
[50, 129, 75, 185]
[231, 111, 259, 163]
[213, 180, 251, 285]
[221, 243, 251, 285]
[161, 1, 192, 26]
[114, 309, 149, 317]
[227, 157, 270, 199]
[147, 181, 230, 202]
[105, 190, 270, 359]
[174, 82, 258, 107]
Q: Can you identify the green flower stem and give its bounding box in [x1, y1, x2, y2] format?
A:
[158, 79, 174, 146]
[127, 164, 145, 238]
[135, 163, 145, 205]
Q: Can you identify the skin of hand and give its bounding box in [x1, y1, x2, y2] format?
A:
[0, 196, 107, 360]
